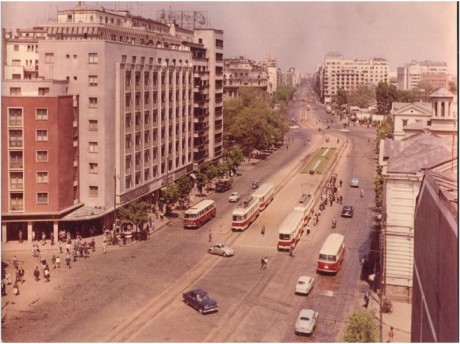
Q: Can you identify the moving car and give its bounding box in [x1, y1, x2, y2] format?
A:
[295, 309, 318, 335]
[341, 205, 354, 218]
[183, 289, 218, 314]
[295, 276, 314, 295]
[208, 243, 234, 257]
[228, 192, 240, 203]
[350, 177, 359, 187]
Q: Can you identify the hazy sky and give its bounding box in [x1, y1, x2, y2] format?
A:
[1, 1, 457, 74]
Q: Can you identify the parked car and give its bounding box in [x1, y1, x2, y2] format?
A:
[341, 205, 354, 218]
[208, 243, 234, 257]
[295, 276, 314, 295]
[215, 178, 233, 193]
[183, 289, 219, 314]
[228, 192, 240, 203]
[350, 177, 359, 187]
[295, 309, 318, 335]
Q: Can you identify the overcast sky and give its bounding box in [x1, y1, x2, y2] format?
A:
[1, 1, 457, 74]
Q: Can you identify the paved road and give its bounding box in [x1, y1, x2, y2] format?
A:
[2, 87, 378, 342]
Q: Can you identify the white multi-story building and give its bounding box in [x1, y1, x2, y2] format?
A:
[321, 53, 389, 104]
[223, 56, 268, 99]
[1, 2, 224, 237]
[397, 60, 450, 90]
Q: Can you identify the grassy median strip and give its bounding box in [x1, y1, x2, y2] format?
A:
[301, 147, 336, 174]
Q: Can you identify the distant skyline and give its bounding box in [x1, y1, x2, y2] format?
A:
[1, 1, 457, 74]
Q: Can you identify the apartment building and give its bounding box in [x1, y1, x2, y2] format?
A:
[223, 56, 268, 99]
[321, 53, 389, 104]
[397, 60, 450, 90]
[411, 170, 458, 342]
[1, 79, 78, 241]
[2, 27, 47, 80]
[1, 3, 223, 240]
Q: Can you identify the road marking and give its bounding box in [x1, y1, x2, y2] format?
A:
[321, 290, 335, 297]
[321, 148, 330, 156]
[312, 160, 321, 171]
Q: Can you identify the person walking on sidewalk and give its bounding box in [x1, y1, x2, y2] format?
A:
[18, 229, 23, 243]
[363, 292, 370, 308]
[44, 265, 51, 282]
[55, 256, 61, 268]
[13, 281, 19, 296]
[33, 267, 40, 281]
[387, 327, 394, 342]
[52, 255, 57, 269]
[208, 230, 212, 243]
[65, 254, 71, 269]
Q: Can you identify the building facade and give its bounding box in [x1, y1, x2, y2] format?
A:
[321, 53, 389, 104]
[223, 56, 268, 99]
[411, 171, 458, 342]
[397, 60, 450, 90]
[1, 3, 224, 241]
[1, 79, 79, 241]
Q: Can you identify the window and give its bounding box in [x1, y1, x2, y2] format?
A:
[402, 119, 408, 126]
[89, 97, 98, 108]
[9, 130, 23, 147]
[89, 186, 98, 197]
[36, 151, 48, 162]
[36, 130, 48, 141]
[12, 59, 21, 66]
[36, 108, 48, 120]
[10, 88, 21, 95]
[89, 142, 98, 153]
[89, 163, 98, 174]
[36, 171, 49, 183]
[38, 88, 49, 95]
[89, 120, 98, 131]
[10, 172, 24, 189]
[10, 193, 24, 211]
[89, 75, 98, 86]
[37, 192, 49, 204]
[88, 53, 98, 64]
[14, 45, 19, 51]
[9, 108, 23, 126]
[45, 53, 54, 64]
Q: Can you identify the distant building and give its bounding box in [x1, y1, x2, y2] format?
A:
[391, 87, 457, 140]
[397, 60, 450, 90]
[411, 170, 458, 342]
[320, 53, 389, 104]
[223, 56, 269, 98]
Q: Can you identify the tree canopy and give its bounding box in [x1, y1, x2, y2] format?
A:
[117, 199, 150, 226]
[343, 310, 378, 343]
[348, 84, 376, 108]
[376, 82, 398, 115]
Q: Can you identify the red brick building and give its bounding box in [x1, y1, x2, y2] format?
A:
[1, 79, 80, 241]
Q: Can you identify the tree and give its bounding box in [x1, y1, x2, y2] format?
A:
[376, 82, 398, 114]
[117, 199, 150, 228]
[448, 81, 457, 94]
[348, 84, 375, 108]
[333, 87, 348, 106]
[413, 80, 436, 102]
[161, 183, 180, 214]
[274, 85, 295, 104]
[343, 311, 378, 342]
[195, 171, 207, 195]
[176, 175, 194, 208]
[225, 146, 244, 173]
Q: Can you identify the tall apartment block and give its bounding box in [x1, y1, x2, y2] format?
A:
[397, 60, 450, 90]
[1, 3, 223, 242]
[321, 53, 389, 104]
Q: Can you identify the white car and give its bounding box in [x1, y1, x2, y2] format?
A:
[295, 276, 314, 295]
[208, 243, 234, 257]
[350, 177, 359, 187]
[295, 309, 318, 335]
[228, 192, 240, 202]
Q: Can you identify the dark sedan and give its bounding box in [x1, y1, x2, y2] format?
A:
[183, 289, 218, 314]
[341, 205, 354, 218]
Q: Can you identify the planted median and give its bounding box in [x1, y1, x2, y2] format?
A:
[301, 147, 336, 174]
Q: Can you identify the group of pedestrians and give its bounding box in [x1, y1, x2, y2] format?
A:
[312, 174, 342, 226]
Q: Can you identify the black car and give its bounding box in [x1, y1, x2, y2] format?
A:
[183, 289, 218, 314]
[341, 205, 354, 218]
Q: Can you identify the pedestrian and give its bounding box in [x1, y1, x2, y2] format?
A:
[18, 229, 23, 243]
[289, 243, 295, 257]
[1, 280, 6, 296]
[363, 292, 370, 308]
[18, 266, 25, 282]
[208, 230, 212, 243]
[32, 229, 36, 242]
[5, 271, 12, 285]
[73, 248, 78, 262]
[59, 241, 63, 254]
[52, 254, 57, 269]
[339, 179, 342, 187]
[13, 281, 19, 296]
[15, 268, 21, 283]
[50, 232, 55, 246]
[387, 327, 394, 342]
[261, 225, 265, 235]
[44, 265, 50, 282]
[102, 238, 108, 254]
[34, 266, 40, 281]
[306, 225, 311, 235]
[41, 231, 46, 245]
[65, 254, 71, 269]
[91, 238, 96, 252]
[263, 257, 269, 270]
[13, 255, 18, 269]
[55, 256, 61, 268]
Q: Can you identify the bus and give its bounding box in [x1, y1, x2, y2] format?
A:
[252, 183, 275, 211]
[232, 197, 260, 231]
[317, 233, 345, 274]
[277, 210, 305, 251]
[294, 193, 315, 226]
[183, 199, 217, 229]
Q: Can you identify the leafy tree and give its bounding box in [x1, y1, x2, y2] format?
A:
[448, 81, 457, 93]
[348, 84, 375, 108]
[118, 199, 150, 228]
[161, 182, 180, 214]
[333, 87, 348, 106]
[376, 82, 398, 114]
[396, 89, 417, 103]
[238, 86, 269, 107]
[274, 85, 295, 104]
[225, 146, 244, 173]
[343, 311, 378, 343]
[176, 175, 194, 208]
[413, 80, 437, 102]
[195, 171, 207, 195]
